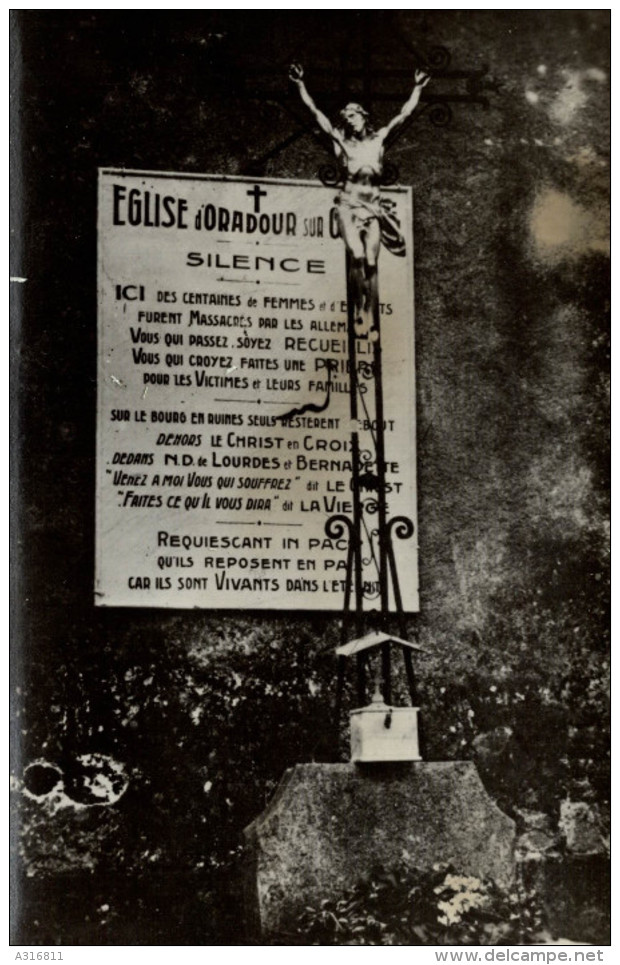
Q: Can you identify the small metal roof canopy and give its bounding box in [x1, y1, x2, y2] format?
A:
[335, 630, 424, 658]
[334, 629, 425, 733]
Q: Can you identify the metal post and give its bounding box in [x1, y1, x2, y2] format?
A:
[372, 272, 392, 704]
[346, 251, 366, 704]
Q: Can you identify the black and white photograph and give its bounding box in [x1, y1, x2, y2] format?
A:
[10, 8, 610, 949]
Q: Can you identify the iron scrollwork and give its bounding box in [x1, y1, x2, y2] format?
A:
[324, 514, 355, 543]
[386, 515, 415, 542]
[318, 164, 342, 187]
[427, 45, 452, 71]
[418, 101, 453, 127]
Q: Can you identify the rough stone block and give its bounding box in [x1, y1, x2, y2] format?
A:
[243, 761, 516, 937]
[515, 829, 560, 863]
[559, 801, 607, 855]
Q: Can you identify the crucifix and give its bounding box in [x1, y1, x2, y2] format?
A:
[208, 20, 497, 753]
[289, 62, 429, 335]
[234, 12, 498, 178]
[287, 61, 429, 744]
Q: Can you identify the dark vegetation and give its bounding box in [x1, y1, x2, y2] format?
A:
[13, 548, 609, 943]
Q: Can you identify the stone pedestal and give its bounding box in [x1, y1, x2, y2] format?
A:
[243, 761, 516, 937]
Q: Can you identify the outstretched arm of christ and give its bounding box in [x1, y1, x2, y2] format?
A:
[289, 63, 341, 144]
[380, 69, 430, 143]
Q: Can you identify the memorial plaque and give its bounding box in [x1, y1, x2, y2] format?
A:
[96, 169, 418, 610]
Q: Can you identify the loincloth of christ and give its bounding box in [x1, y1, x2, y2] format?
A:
[335, 185, 406, 257]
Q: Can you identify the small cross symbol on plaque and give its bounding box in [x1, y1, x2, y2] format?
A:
[247, 184, 268, 213]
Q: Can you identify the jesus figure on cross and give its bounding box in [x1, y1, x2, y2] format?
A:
[289, 62, 430, 335]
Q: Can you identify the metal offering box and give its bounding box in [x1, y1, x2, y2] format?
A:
[350, 690, 421, 763]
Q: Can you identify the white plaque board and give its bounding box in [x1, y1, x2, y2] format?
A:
[96, 169, 418, 610]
